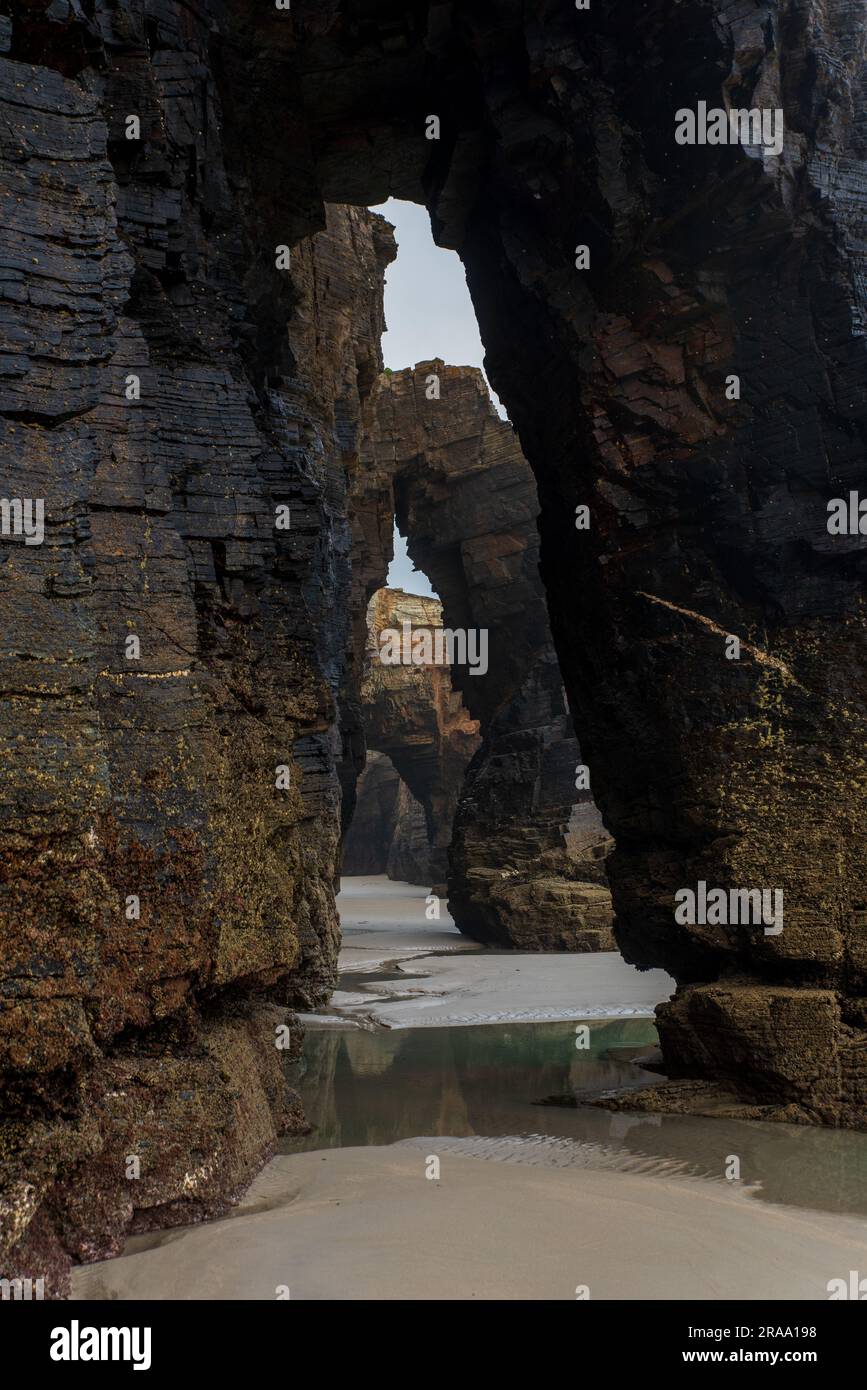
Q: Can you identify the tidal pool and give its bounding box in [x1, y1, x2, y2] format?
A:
[282, 1018, 867, 1219]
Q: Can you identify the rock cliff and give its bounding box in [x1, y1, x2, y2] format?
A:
[282, 0, 867, 1128]
[363, 366, 614, 949]
[341, 749, 433, 884]
[350, 587, 480, 889]
[0, 2, 392, 1291]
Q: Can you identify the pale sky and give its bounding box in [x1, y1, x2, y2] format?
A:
[371, 198, 505, 598]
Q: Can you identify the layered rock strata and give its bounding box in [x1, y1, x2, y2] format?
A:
[350, 587, 480, 889]
[282, 1, 867, 1128]
[0, 1, 393, 1291]
[341, 750, 433, 884]
[362, 366, 614, 949]
[2, 0, 867, 1293]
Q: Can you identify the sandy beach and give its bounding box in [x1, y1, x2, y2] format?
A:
[70, 879, 867, 1301]
[73, 1141, 867, 1301]
[331, 875, 674, 1027]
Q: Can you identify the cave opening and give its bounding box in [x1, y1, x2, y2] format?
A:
[387, 526, 437, 601]
[339, 199, 479, 893]
[342, 748, 435, 884]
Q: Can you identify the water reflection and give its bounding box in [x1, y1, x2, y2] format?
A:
[282, 1020, 867, 1218]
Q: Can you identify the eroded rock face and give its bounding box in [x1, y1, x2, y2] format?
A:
[3, 0, 867, 1290]
[341, 750, 433, 884]
[0, 4, 393, 1289]
[0, 0, 608, 1284]
[350, 588, 480, 888]
[363, 367, 614, 949]
[276, 1, 867, 1128]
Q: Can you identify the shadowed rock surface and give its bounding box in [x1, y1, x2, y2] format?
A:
[272, 0, 867, 1128]
[341, 750, 433, 884]
[362, 366, 614, 949]
[0, 7, 392, 1291]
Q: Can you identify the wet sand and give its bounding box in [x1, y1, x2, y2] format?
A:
[71, 879, 867, 1301]
[332, 875, 674, 1027]
[334, 874, 477, 974]
[73, 1142, 867, 1301]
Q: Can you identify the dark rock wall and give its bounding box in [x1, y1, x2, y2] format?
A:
[438, 3, 867, 1123]
[0, 3, 392, 1289]
[341, 749, 437, 885]
[363, 365, 614, 948]
[3, 0, 867, 1288]
[277, 0, 867, 1126]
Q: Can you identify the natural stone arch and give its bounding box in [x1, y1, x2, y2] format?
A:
[3, 0, 867, 1296]
[240, 2, 867, 1124]
[359, 364, 614, 949]
[341, 748, 435, 885]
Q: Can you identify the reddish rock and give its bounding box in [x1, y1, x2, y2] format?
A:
[355, 587, 481, 888]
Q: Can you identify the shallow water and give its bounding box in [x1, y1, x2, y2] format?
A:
[283, 1018, 867, 1218]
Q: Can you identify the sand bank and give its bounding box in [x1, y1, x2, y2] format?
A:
[73, 1142, 867, 1301]
[335, 874, 475, 976]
